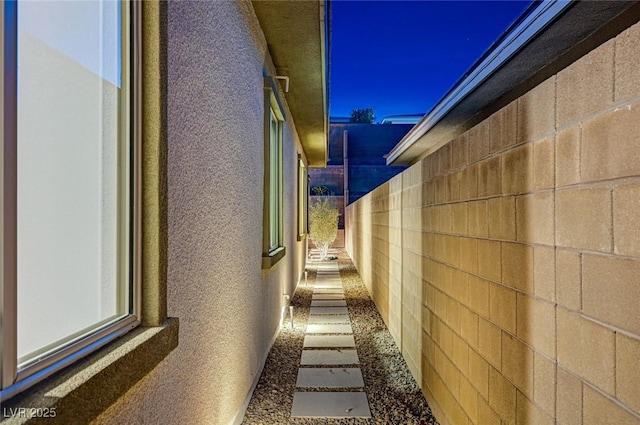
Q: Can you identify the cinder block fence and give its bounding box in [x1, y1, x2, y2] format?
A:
[346, 19, 640, 425]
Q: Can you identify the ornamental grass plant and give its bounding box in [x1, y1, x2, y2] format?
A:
[308, 197, 339, 261]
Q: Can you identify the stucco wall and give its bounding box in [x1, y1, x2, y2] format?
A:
[346, 20, 640, 425]
[93, 2, 307, 424]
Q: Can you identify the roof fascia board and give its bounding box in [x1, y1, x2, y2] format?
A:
[252, 0, 329, 168]
[386, 0, 573, 165]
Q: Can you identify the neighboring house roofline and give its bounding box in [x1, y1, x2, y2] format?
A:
[379, 114, 425, 124]
[387, 0, 640, 165]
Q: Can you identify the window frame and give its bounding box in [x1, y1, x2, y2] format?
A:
[297, 154, 308, 241]
[268, 108, 281, 251]
[262, 77, 286, 269]
[0, 0, 142, 401]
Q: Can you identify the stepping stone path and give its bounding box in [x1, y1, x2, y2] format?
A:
[290, 260, 372, 419]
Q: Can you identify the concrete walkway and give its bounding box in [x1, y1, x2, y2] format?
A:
[291, 260, 372, 419]
[241, 249, 438, 424]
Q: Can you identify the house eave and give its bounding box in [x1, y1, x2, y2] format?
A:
[252, 0, 329, 168]
[387, 0, 640, 166]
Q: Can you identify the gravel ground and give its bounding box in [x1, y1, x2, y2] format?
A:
[242, 250, 439, 425]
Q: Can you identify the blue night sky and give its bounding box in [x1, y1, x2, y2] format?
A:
[330, 0, 533, 122]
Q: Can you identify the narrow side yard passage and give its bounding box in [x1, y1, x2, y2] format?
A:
[242, 250, 439, 424]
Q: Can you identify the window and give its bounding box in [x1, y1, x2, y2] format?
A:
[1, 0, 139, 399]
[262, 77, 285, 268]
[297, 155, 308, 240]
[269, 109, 281, 251]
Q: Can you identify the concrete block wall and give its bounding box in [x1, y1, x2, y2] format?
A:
[309, 165, 344, 195]
[346, 21, 640, 425]
[401, 163, 424, 383]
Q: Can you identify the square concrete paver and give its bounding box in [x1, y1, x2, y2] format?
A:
[312, 293, 345, 300]
[296, 368, 364, 388]
[306, 323, 353, 334]
[315, 284, 342, 289]
[316, 266, 339, 271]
[291, 392, 371, 418]
[313, 288, 344, 294]
[300, 349, 359, 365]
[311, 300, 347, 307]
[303, 335, 355, 348]
[310, 306, 349, 315]
[313, 292, 344, 298]
[307, 314, 350, 324]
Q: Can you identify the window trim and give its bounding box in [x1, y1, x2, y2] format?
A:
[262, 77, 286, 269]
[268, 108, 281, 251]
[0, 0, 143, 402]
[1, 0, 18, 391]
[297, 154, 308, 241]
